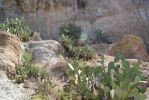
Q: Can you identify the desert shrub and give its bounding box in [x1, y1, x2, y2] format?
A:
[59, 34, 74, 54]
[0, 18, 33, 41]
[60, 23, 81, 45]
[37, 68, 52, 96]
[74, 46, 96, 60]
[31, 68, 52, 100]
[14, 50, 52, 99]
[95, 29, 111, 44]
[59, 34, 96, 60]
[63, 54, 146, 100]
[37, 77, 52, 97]
[14, 50, 39, 83]
[59, 34, 76, 58]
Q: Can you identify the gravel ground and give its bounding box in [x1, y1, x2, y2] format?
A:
[0, 70, 34, 100]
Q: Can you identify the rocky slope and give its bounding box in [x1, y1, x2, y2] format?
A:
[0, 70, 34, 100]
[0, 31, 149, 99]
[0, 31, 23, 75]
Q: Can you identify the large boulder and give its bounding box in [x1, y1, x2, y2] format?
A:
[106, 35, 149, 61]
[0, 31, 23, 75]
[24, 40, 67, 79]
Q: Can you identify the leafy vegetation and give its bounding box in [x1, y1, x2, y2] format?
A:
[12, 50, 52, 99]
[36, 69, 52, 97]
[0, 18, 34, 42]
[74, 46, 96, 60]
[59, 34, 74, 56]
[60, 54, 146, 100]
[59, 34, 96, 60]
[14, 50, 39, 83]
[60, 23, 81, 45]
[95, 29, 111, 44]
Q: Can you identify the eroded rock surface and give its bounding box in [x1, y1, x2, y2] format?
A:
[24, 40, 65, 67]
[0, 70, 34, 100]
[24, 40, 67, 79]
[0, 31, 23, 75]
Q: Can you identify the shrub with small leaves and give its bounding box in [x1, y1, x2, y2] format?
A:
[74, 46, 96, 60]
[59, 34, 96, 60]
[37, 77, 52, 97]
[60, 23, 81, 45]
[14, 51, 39, 83]
[59, 34, 75, 58]
[0, 17, 34, 41]
[10, 50, 52, 99]
[59, 34, 74, 52]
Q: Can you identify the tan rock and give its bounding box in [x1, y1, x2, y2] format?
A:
[106, 35, 149, 61]
[0, 31, 23, 75]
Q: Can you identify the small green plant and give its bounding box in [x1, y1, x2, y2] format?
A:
[60, 23, 81, 45]
[0, 17, 33, 41]
[59, 34, 74, 53]
[14, 50, 39, 83]
[37, 77, 52, 97]
[14, 50, 52, 99]
[64, 54, 146, 100]
[74, 46, 96, 60]
[38, 68, 52, 96]
[95, 29, 111, 44]
[58, 90, 76, 100]
[33, 66, 52, 99]
[59, 34, 76, 58]
[59, 34, 96, 60]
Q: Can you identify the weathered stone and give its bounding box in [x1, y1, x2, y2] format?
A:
[106, 35, 149, 61]
[0, 31, 23, 75]
[24, 40, 67, 78]
[0, 70, 34, 100]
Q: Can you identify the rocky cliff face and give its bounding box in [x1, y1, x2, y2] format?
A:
[0, 0, 21, 21]
[1, 0, 149, 50]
